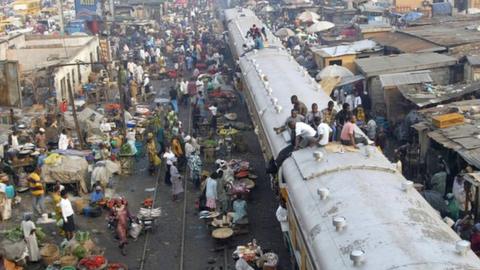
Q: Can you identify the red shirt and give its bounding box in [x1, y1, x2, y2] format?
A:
[59, 101, 68, 113]
[471, 233, 480, 253]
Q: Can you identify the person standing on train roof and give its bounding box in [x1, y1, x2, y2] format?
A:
[273, 109, 305, 134]
[290, 95, 308, 116]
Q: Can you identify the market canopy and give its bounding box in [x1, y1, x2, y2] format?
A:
[306, 20, 335, 33]
[296, 10, 320, 22]
[275, 28, 295, 38]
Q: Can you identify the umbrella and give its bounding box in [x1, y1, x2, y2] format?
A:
[296, 11, 320, 22]
[262, 5, 275, 12]
[316, 65, 353, 80]
[275, 28, 295, 38]
[306, 21, 335, 33]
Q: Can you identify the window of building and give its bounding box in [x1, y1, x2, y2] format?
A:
[329, 59, 342, 66]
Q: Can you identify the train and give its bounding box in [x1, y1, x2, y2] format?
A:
[224, 7, 480, 270]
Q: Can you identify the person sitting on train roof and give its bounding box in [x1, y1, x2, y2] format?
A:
[314, 117, 332, 147]
[335, 103, 351, 140]
[340, 115, 367, 149]
[290, 95, 308, 116]
[305, 103, 321, 127]
[274, 109, 305, 134]
[288, 120, 317, 150]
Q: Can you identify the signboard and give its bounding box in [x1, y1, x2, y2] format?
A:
[0, 61, 22, 107]
[75, 0, 102, 20]
[99, 38, 111, 62]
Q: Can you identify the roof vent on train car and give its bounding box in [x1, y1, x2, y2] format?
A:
[401, 180, 414, 192]
[267, 87, 273, 95]
[350, 250, 365, 266]
[253, 49, 258, 54]
[271, 97, 278, 106]
[274, 105, 282, 113]
[456, 240, 471, 256]
[317, 188, 329, 200]
[332, 216, 346, 231]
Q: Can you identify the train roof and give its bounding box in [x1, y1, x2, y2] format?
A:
[225, 7, 282, 57]
[225, 7, 480, 270]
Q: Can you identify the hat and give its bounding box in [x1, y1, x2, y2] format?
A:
[184, 135, 191, 142]
[39, 128, 45, 133]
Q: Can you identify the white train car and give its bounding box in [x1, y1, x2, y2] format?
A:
[225, 7, 480, 270]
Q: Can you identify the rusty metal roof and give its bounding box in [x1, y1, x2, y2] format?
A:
[401, 19, 480, 48]
[417, 100, 480, 168]
[379, 70, 432, 87]
[365, 31, 446, 53]
[355, 53, 457, 77]
[397, 81, 480, 108]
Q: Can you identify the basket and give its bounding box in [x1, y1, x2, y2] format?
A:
[60, 255, 79, 267]
[212, 228, 233, 239]
[40, 244, 60, 265]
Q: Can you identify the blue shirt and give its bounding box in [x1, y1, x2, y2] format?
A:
[90, 191, 104, 203]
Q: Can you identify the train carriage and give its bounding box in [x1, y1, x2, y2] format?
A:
[225, 7, 480, 270]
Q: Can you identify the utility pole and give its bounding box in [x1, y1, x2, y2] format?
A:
[117, 64, 127, 136]
[66, 80, 86, 149]
[58, 0, 65, 35]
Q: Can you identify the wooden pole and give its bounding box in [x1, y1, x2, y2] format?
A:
[117, 64, 127, 136]
[67, 81, 85, 149]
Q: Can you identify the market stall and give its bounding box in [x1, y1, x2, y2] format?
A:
[41, 154, 89, 194]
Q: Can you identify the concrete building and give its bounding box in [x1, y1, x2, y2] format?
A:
[355, 53, 457, 112]
[3, 34, 100, 102]
[462, 56, 480, 82]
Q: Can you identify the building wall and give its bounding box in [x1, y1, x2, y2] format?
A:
[368, 66, 451, 114]
[320, 54, 357, 73]
[0, 34, 26, 60]
[465, 63, 480, 82]
[53, 38, 100, 102]
[24, 35, 94, 48]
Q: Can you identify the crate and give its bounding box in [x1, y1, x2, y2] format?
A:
[432, 113, 464, 128]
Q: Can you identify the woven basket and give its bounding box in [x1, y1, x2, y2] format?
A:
[40, 244, 60, 265]
[60, 255, 78, 267]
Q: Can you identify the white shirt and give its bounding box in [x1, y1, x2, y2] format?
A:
[180, 81, 188, 95]
[163, 151, 177, 165]
[276, 206, 289, 232]
[209, 106, 218, 116]
[317, 123, 332, 146]
[205, 177, 217, 199]
[353, 96, 362, 109]
[295, 122, 316, 138]
[10, 135, 19, 150]
[58, 133, 69, 150]
[60, 198, 74, 221]
[345, 94, 354, 109]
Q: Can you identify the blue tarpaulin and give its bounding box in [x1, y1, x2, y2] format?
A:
[401, 12, 423, 22]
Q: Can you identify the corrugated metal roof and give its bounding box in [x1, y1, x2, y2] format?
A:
[365, 31, 446, 53]
[379, 70, 432, 87]
[397, 80, 480, 107]
[355, 53, 457, 77]
[467, 55, 480, 66]
[401, 19, 480, 48]
[418, 100, 480, 168]
[311, 40, 379, 57]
